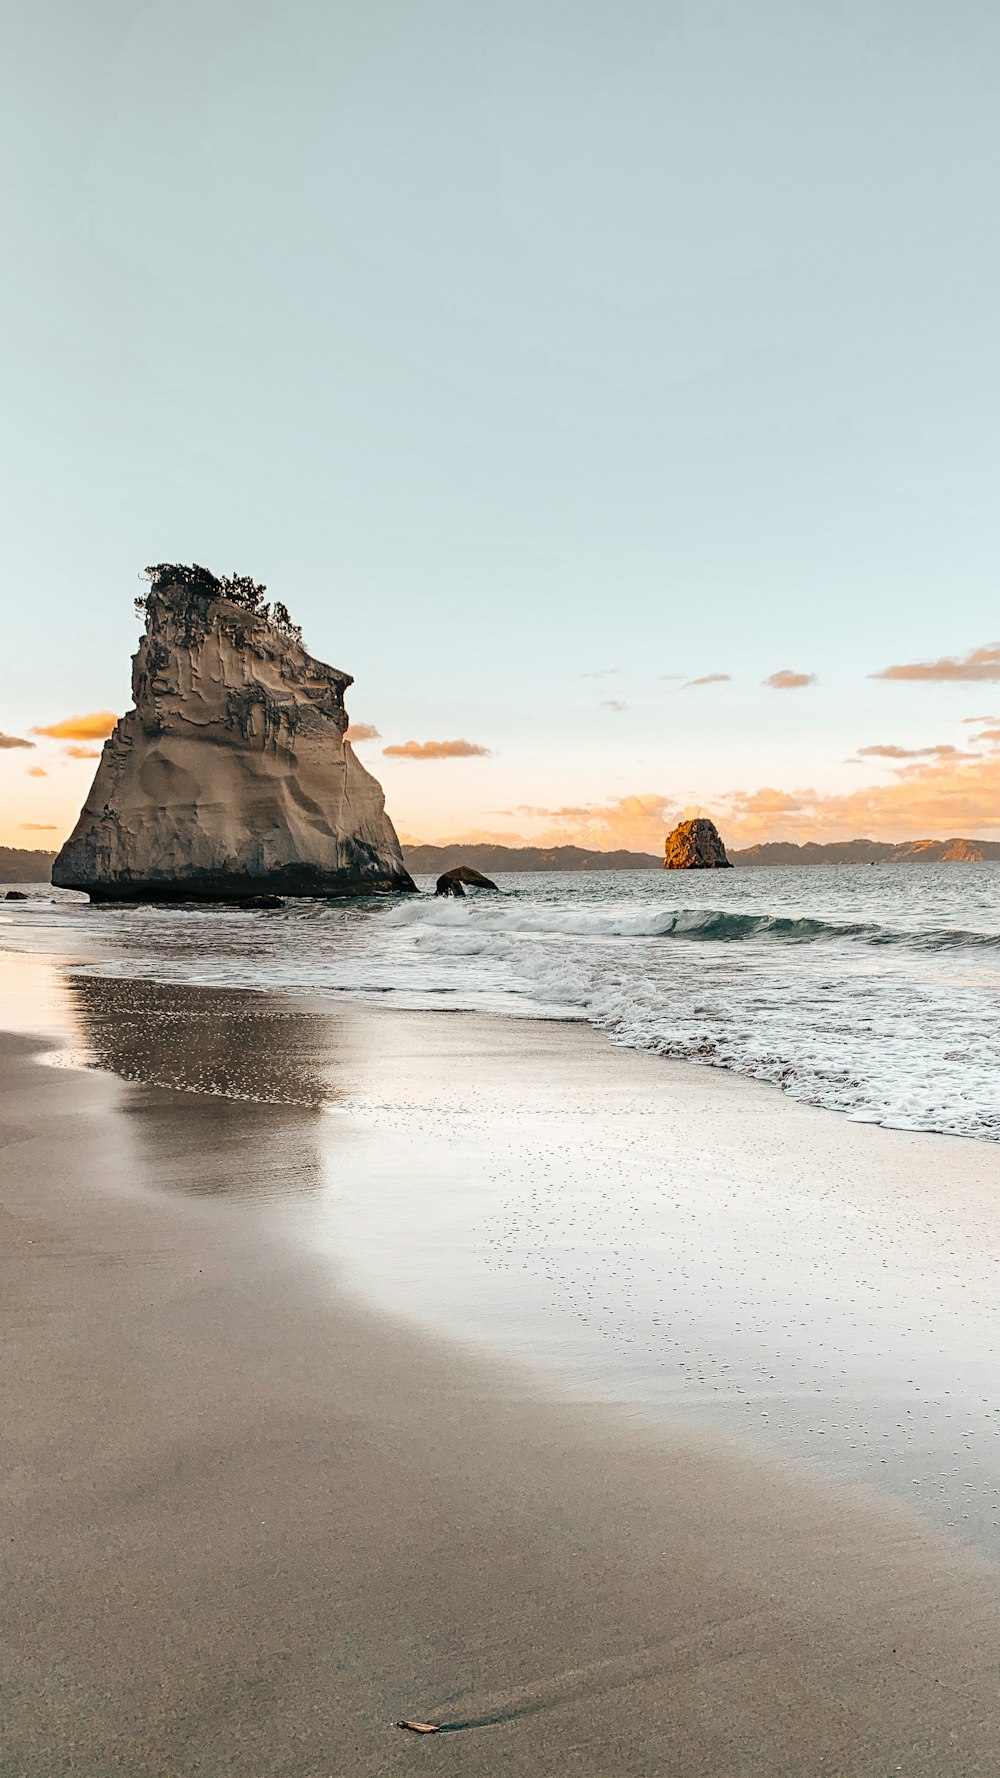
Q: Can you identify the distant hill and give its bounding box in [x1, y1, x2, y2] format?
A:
[403, 843, 661, 874]
[0, 846, 56, 882]
[7, 837, 998, 885]
[730, 838, 1000, 865]
[405, 837, 1000, 873]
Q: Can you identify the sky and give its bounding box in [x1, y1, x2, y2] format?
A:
[3, 0, 1000, 853]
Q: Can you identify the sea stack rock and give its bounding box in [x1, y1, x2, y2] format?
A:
[663, 817, 732, 870]
[53, 565, 416, 901]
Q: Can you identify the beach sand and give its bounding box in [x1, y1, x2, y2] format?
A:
[4, 961, 1000, 1775]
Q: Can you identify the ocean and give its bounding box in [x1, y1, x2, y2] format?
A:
[5, 861, 1000, 1141]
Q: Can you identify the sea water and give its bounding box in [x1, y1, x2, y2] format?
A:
[8, 868, 1000, 1549]
[4, 862, 1000, 1140]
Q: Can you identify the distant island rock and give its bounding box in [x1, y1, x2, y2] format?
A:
[11, 832, 1000, 891]
[663, 818, 732, 870]
[52, 564, 415, 902]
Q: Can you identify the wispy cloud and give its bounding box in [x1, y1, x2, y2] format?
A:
[855, 743, 973, 760]
[20, 822, 57, 831]
[0, 732, 34, 750]
[64, 744, 102, 760]
[26, 766, 47, 777]
[725, 787, 803, 818]
[872, 643, 1000, 683]
[345, 722, 380, 743]
[515, 793, 677, 852]
[763, 670, 816, 690]
[400, 823, 529, 848]
[383, 738, 491, 760]
[422, 737, 1000, 852]
[601, 699, 628, 713]
[579, 667, 619, 679]
[718, 751, 1000, 842]
[32, 710, 118, 740]
[683, 673, 731, 689]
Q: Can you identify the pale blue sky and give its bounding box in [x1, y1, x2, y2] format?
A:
[3, 1, 999, 846]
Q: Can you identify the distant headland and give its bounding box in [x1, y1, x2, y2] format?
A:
[8, 834, 1000, 885]
[401, 837, 1000, 874]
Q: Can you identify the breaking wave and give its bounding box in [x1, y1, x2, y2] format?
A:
[385, 896, 1000, 954]
[5, 863, 1000, 1139]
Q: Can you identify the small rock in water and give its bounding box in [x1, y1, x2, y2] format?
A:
[436, 873, 466, 898]
[434, 865, 500, 897]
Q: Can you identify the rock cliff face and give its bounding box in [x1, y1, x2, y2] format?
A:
[53, 575, 415, 900]
[663, 818, 732, 870]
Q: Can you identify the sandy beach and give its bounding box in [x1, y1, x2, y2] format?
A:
[3, 952, 1000, 1775]
[7, 0, 1000, 1765]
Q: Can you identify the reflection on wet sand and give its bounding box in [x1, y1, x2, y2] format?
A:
[63, 975, 336, 1202]
[64, 976, 334, 1106]
[16, 956, 1000, 1563]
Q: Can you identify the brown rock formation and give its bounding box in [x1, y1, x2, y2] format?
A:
[53, 567, 415, 901]
[663, 818, 732, 870]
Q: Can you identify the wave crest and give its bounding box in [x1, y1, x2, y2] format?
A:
[383, 898, 999, 952]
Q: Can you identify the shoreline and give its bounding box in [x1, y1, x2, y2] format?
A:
[7, 948, 1000, 1545]
[6, 863, 1000, 1143]
[4, 949, 1000, 1771]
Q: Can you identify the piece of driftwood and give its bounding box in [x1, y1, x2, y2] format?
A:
[396, 1719, 441, 1734]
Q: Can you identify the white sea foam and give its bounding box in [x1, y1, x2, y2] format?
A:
[5, 864, 1000, 1138]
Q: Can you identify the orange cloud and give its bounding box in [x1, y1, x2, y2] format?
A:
[26, 766, 47, 778]
[400, 824, 530, 847]
[33, 710, 118, 740]
[872, 642, 1000, 683]
[418, 743, 1000, 851]
[719, 750, 1000, 843]
[855, 743, 974, 760]
[64, 744, 102, 759]
[684, 673, 731, 688]
[519, 793, 678, 853]
[346, 722, 380, 743]
[0, 731, 34, 750]
[727, 787, 803, 816]
[20, 822, 57, 831]
[763, 670, 816, 690]
[383, 739, 491, 760]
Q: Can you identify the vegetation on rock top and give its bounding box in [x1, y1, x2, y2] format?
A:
[135, 564, 302, 642]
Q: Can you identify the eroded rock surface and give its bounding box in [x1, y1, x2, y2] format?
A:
[53, 573, 415, 901]
[434, 866, 500, 896]
[663, 818, 732, 870]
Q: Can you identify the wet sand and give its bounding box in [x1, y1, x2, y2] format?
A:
[4, 969, 1000, 1774]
